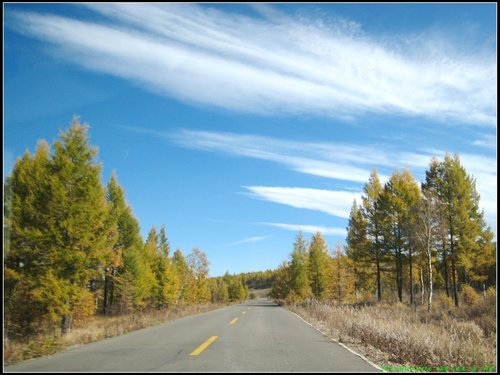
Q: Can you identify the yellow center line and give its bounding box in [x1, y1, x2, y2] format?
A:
[190, 336, 218, 356]
[230, 318, 239, 325]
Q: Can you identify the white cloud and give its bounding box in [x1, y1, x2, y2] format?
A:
[171, 129, 496, 230]
[473, 134, 497, 150]
[459, 153, 497, 230]
[244, 186, 361, 218]
[170, 129, 387, 183]
[261, 222, 346, 237]
[219, 235, 272, 248]
[12, 4, 496, 125]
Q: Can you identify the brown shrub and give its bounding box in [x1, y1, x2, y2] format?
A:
[462, 285, 480, 306]
[4, 303, 227, 366]
[288, 299, 496, 369]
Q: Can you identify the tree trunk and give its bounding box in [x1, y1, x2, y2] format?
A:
[409, 246, 414, 305]
[451, 260, 459, 307]
[61, 314, 71, 335]
[396, 240, 403, 303]
[428, 250, 433, 312]
[103, 272, 108, 314]
[442, 247, 450, 298]
[420, 267, 425, 305]
[450, 228, 459, 307]
[376, 246, 381, 302]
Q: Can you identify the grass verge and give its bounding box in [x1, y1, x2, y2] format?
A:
[285, 290, 496, 371]
[4, 303, 227, 366]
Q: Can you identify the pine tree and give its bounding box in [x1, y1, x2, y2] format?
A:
[140, 227, 160, 308]
[159, 225, 171, 258]
[225, 274, 248, 302]
[361, 170, 385, 302]
[4, 142, 54, 335]
[5, 118, 116, 334]
[172, 249, 190, 306]
[331, 243, 355, 303]
[346, 199, 374, 301]
[210, 276, 229, 303]
[382, 169, 421, 304]
[106, 174, 144, 313]
[154, 225, 180, 307]
[270, 262, 291, 301]
[308, 232, 330, 300]
[289, 232, 311, 301]
[424, 154, 495, 306]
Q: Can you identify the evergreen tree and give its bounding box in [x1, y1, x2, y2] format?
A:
[225, 273, 248, 302]
[159, 225, 171, 258]
[270, 262, 291, 301]
[423, 154, 495, 306]
[105, 174, 143, 313]
[382, 169, 421, 304]
[308, 232, 329, 300]
[5, 142, 54, 336]
[361, 170, 385, 302]
[346, 199, 374, 301]
[289, 232, 311, 301]
[172, 249, 190, 306]
[331, 243, 355, 303]
[5, 118, 115, 334]
[140, 227, 160, 308]
[155, 225, 180, 307]
[210, 276, 229, 303]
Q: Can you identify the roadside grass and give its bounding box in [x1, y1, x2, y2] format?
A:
[4, 303, 226, 366]
[286, 288, 496, 370]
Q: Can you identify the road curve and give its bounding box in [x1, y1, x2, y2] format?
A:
[5, 299, 379, 372]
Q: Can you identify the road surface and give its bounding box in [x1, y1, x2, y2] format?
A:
[5, 299, 379, 372]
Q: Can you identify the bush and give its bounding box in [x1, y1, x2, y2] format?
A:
[287, 299, 496, 368]
[462, 285, 480, 306]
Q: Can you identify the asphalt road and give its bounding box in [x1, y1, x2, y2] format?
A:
[5, 299, 379, 372]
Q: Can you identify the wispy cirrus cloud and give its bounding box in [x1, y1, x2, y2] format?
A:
[261, 222, 346, 237]
[170, 129, 385, 183]
[244, 186, 361, 219]
[169, 128, 495, 228]
[217, 235, 271, 249]
[10, 3, 496, 125]
[472, 134, 497, 150]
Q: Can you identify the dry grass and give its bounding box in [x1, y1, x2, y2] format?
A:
[286, 289, 496, 370]
[4, 303, 226, 366]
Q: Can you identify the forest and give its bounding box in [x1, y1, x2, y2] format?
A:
[4, 118, 496, 367]
[267, 151, 496, 368]
[3, 118, 274, 342]
[269, 154, 495, 309]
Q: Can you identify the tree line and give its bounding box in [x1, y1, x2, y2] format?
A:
[271, 155, 495, 311]
[3, 118, 253, 338]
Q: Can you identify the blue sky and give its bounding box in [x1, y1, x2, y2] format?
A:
[4, 3, 497, 277]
